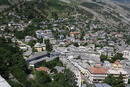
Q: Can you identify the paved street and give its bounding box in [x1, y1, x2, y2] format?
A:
[23, 45, 32, 56]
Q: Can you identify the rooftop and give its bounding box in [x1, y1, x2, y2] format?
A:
[0, 75, 11, 87]
[36, 66, 50, 72]
[70, 32, 80, 34]
[112, 60, 121, 65]
[108, 69, 128, 74]
[27, 52, 48, 60]
[94, 83, 111, 87]
[87, 66, 108, 74]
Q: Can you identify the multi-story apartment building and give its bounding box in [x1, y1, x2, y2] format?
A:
[85, 66, 108, 84]
[108, 61, 129, 84]
[85, 61, 129, 84]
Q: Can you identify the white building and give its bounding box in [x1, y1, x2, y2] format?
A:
[108, 61, 129, 84]
[86, 66, 108, 84]
[73, 71, 82, 87]
[108, 69, 129, 84]
[122, 50, 130, 60]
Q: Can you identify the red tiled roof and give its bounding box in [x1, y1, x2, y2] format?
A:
[87, 66, 108, 74]
[70, 32, 80, 34]
[113, 60, 120, 65]
[36, 67, 50, 72]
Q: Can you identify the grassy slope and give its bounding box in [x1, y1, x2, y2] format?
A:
[6, 0, 78, 19]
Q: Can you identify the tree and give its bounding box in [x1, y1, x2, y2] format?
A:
[128, 79, 130, 84]
[111, 53, 124, 63]
[28, 40, 36, 47]
[104, 74, 125, 87]
[100, 54, 107, 62]
[45, 39, 53, 52]
[80, 30, 85, 40]
[0, 37, 28, 86]
[73, 42, 79, 47]
[53, 69, 78, 87]
[8, 81, 23, 87]
[116, 53, 124, 60]
[36, 71, 51, 85]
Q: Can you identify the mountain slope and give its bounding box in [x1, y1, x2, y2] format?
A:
[73, 0, 130, 25]
[0, 0, 130, 25]
[113, 0, 130, 3]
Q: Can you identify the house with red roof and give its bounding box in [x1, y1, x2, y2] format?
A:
[70, 32, 80, 38]
[86, 65, 108, 84]
[36, 66, 51, 74]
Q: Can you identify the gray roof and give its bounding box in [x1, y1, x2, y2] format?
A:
[0, 75, 11, 87]
[126, 84, 130, 87]
[27, 52, 47, 60]
[82, 84, 87, 87]
[55, 66, 65, 73]
[94, 83, 111, 87]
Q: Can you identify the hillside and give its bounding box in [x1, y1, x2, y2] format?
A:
[0, 0, 94, 25]
[0, 0, 130, 25]
[77, 0, 130, 25]
[113, 0, 130, 3]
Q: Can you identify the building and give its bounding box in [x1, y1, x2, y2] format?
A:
[93, 83, 111, 87]
[107, 69, 129, 84]
[122, 50, 130, 60]
[36, 66, 51, 74]
[34, 43, 46, 52]
[50, 38, 57, 45]
[50, 52, 60, 58]
[108, 61, 129, 84]
[0, 75, 11, 87]
[86, 66, 108, 84]
[25, 36, 37, 43]
[73, 70, 82, 87]
[96, 46, 115, 57]
[26, 52, 48, 63]
[111, 60, 122, 70]
[70, 32, 80, 38]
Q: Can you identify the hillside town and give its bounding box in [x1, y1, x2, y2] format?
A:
[0, 11, 130, 87]
[0, 0, 130, 87]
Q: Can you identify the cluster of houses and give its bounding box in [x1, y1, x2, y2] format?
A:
[86, 61, 129, 84]
[61, 54, 129, 87]
[8, 21, 29, 31]
[54, 43, 130, 87]
[0, 12, 130, 87]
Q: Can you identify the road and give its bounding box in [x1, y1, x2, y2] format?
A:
[23, 45, 32, 56]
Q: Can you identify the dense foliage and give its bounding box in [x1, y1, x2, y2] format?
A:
[35, 57, 77, 87]
[81, 2, 103, 9]
[104, 74, 126, 87]
[0, 0, 10, 5]
[0, 37, 29, 86]
[45, 39, 53, 52]
[100, 53, 124, 63]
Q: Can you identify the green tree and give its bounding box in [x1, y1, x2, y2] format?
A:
[73, 42, 79, 47]
[0, 37, 28, 86]
[36, 71, 51, 85]
[128, 79, 130, 84]
[100, 54, 107, 62]
[80, 30, 85, 40]
[28, 40, 36, 47]
[111, 53, 124, 63]
[53, 69, 78, 87]
[104, 74, 125, 87]
[45, 39, 53, 52]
